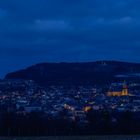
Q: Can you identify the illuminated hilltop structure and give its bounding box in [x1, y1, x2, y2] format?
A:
[107, 82, 129, 97]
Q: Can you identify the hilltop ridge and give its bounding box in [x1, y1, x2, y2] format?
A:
[5, 61, 140, 86]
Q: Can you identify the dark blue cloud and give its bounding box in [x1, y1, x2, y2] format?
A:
[0, 0, 140, 77]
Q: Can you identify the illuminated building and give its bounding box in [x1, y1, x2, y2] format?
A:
[107, 82, 128, 96]
[83, 106, 92, 112]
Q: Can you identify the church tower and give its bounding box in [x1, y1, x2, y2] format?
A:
[121, 82, 128, 96]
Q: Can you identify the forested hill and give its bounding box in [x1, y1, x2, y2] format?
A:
[5, 61, 140, 86]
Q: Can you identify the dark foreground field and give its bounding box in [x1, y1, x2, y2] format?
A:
[1, 136, 140, 140]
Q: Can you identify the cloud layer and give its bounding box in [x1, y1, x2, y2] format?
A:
[0, 0, 140, 77]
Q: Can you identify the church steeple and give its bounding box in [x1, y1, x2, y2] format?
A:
[122, 81, 128, 96]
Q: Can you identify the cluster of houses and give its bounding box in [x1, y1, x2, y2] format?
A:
[0, 79, 140, 123]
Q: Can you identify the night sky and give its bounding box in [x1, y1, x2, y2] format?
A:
[0, 0, 140, 77]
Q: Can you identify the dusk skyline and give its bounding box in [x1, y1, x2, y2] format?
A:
[0, 0, 140, 77]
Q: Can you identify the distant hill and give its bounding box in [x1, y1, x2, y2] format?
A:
[5, 61, 140, 86]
